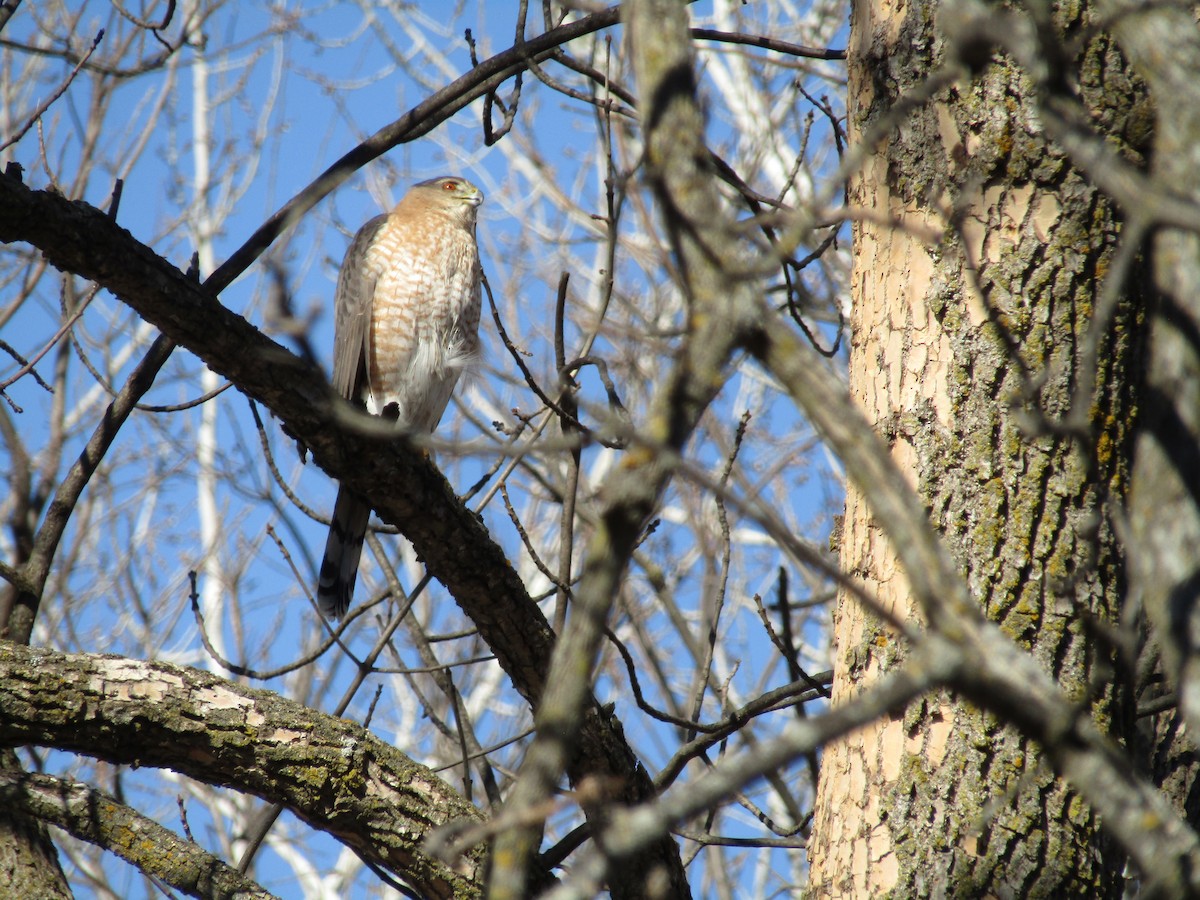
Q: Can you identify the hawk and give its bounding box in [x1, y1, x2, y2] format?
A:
[317, 176, 484, 619]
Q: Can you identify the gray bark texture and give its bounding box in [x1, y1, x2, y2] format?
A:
[0, 748, 72, 900]
[1111, 0, 1200, 839]
[0, 642, 486, 898]
[0, 771, 277, 900]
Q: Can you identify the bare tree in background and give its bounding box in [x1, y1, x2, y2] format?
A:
[0, 1, 845, 897]
[4, 0, 1200, 898]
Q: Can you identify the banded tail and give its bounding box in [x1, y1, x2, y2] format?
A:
[317, 485, 372, 618]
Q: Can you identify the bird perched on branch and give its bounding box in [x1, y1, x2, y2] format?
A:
[317, 176, 484, 619]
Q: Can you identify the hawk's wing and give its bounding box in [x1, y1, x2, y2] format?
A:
[331, 214, 388, 402]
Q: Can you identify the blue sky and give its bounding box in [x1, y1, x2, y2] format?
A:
[2, 1, 848, 895]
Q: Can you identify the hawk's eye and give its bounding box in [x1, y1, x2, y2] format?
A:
[442, 181, 457, 191]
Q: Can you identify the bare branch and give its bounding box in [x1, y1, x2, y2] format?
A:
[0, 771, 276, 900]
[0, 642, 486, 898]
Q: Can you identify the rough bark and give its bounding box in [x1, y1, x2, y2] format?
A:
[0, 642, 486, 898]
[1097, 0, 1200, 840]
[808, 0, 1146, 895]
[0, 771, 276, 900]
[756, 282, 1200, 896]
[1110, 0, 1200, 753]
[0, 749, 72, 900]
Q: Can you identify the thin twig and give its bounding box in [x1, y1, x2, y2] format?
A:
[0, 30, 104, 153]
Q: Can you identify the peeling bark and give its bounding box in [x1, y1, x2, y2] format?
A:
[0, 643, 486, 898]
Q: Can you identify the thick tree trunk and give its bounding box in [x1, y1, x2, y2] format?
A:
[808, 0, 1147, 895]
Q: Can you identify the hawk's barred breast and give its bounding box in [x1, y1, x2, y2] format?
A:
[316, 176, 484, 619]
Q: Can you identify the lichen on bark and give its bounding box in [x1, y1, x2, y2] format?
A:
[809, 0, 1147, 895]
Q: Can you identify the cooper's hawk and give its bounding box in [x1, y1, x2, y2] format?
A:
[317, 176, 484, 618]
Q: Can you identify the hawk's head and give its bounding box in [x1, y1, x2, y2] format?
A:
[414, 176, 483, 224]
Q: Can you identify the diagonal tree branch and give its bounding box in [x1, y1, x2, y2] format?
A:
[0, 747, 71, 899]
[0, 642, 485, 898]
[0, 170, 529, 711]
[0, 12, 701, 893]
[205, 5, 624, 297]
[544, 637, 963, 900]
[0, 165, 688, 894]
[0, 771, 277, 900]
[2, 334, 175, 644]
